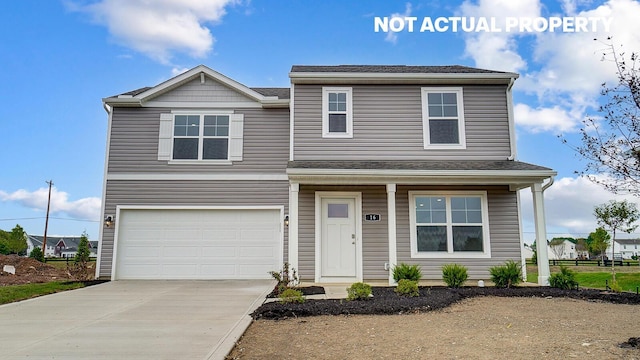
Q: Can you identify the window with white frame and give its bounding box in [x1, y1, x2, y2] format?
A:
[322, 87, 353, 138]
[172, 114, 229, 160]
[409, 191, 490, 258]
[421, 87, 466, 149]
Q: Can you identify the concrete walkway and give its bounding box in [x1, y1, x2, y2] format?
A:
[0, 280, 273, 360]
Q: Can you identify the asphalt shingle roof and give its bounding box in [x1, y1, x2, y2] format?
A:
[290, 65, 509, 74]
[250, 87, 290, 99]
[287, 160, 553, 172]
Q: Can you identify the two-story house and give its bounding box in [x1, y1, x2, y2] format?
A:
[96, 65, 556, 285]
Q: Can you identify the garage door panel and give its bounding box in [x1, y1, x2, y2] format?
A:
[115, 209, 281, 280]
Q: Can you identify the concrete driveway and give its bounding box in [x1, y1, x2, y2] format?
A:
[0, 280, 273, 360]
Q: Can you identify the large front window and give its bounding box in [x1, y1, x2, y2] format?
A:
[410, 191, 490, 258]
[173, 114, 229, 160]
[421, 87, 466, 149]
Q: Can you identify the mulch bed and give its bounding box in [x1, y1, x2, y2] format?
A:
[253, 286, 640, 320]
[266, 285, 325, 298]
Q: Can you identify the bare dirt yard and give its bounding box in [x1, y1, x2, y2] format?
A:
[228, 293, 640, 360]
[0, 254, 76, 285]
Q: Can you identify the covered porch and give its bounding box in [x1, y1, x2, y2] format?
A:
[286, 160, 556, 286]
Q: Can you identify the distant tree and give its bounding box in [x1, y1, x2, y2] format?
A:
[29, 247, 45, 262]
[594, 200, 639, 283]
[563, 40, 640, 195]
[588, 227, 611, 261]
[549, 238, 567, 259]
[0, 225, 28, 255]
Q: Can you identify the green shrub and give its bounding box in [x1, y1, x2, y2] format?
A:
[279, 288, 305, 304]
[28, 247, 45, 262]
[392, 263, 422, 282]
[346, 282, 372, 301]
[395, 279, 419, 297]
[489, 260, 522, 288]
[441, 263, 468, 288]
[268, 262, 299, 295]
[549, 266, 578, 290]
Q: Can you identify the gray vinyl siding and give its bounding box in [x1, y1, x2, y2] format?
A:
[99, 180, 289, 278]
[396, 185, 521, 280]
[151, 77, 256, 104]
[297, 185, 389, 281]
[293, 84, 511, 160]
[108, 107, 289, 173]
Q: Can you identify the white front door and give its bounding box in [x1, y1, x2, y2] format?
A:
[320, 197, 357, 279]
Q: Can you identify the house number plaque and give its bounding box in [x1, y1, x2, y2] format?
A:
[365, 214, 381, 221]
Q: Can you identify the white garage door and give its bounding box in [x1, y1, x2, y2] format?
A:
[114, 209, 282, 280]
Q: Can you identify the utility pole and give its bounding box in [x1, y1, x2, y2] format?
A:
[42, 180, 53, 257]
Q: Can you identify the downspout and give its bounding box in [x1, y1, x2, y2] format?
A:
[542, 176, 555, 192]
[506, 77, 517, 160]
[95, 102, 112, 279]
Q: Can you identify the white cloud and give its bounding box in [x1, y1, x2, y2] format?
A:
[514, 103, 579, 133]
[69, 0, 238, 64]
[519, 175, 640, 239]
[384, 2, 413, 44]
[0, 187, 101, 222]
[458, 0, 541, 72]
[459, 0, 640, 135]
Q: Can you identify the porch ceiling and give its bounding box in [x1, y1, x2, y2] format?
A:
[286, 160, 556, 188]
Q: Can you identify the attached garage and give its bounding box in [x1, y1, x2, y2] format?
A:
[112, 208, 283, 280]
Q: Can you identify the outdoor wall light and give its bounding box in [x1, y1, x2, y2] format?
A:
[104, 215, 115, 228]
[284, 215, 289, 227]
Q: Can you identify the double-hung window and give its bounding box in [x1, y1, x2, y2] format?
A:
[173, 114, 229, 160]
[322, 87, 353, 138]
[421, 87, 466, 149]
[409, 191, 490, 258]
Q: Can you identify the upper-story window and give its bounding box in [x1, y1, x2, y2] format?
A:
[158, 111, 244, 163]
[322, 87, 353, 138]
[173, 114, 229, 160]
[421, 87, 466, 149]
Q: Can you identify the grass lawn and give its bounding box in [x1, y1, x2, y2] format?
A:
[527, 264, 640, 292]
[0, 282, 86, 305]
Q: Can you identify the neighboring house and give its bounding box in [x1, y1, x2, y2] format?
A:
[547, 239, 579, 260]
[97, 65, 556, 285]
[27, 235, 98, 258]
[613, 239, 640, 259]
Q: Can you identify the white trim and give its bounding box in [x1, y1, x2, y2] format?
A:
[322, 87, 353, 138]
[506, 78, 517, 160]
[517, 190, 527, 281]
[170, 112, 232, 161]
[95, 104, 112, 279]
[314, 192, 363, 283]
[107, 173, 288, 181]
[110, 205, 285, 280]
[167, 160, 233, 165]
[289, 83, 295, 161]
[288, 183, 299, 272]
[421, 87, 466, 150]
[386, 184, 397, 285]
[148, 101, 262, 109]
[137, 65, 268, 103]
[531, 182, 551, 286]
[170, 109, 234, 115]
[408, 190, 491, 259]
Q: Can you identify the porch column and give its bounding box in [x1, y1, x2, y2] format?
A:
[531, 182, 550, 286]
[387, 184, 397, 285]
[288, 182, 299, 274]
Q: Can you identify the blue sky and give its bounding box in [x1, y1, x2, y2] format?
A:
[1, 0, 640, 244]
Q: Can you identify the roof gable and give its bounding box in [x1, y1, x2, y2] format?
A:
[104, 65, 289, 108]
